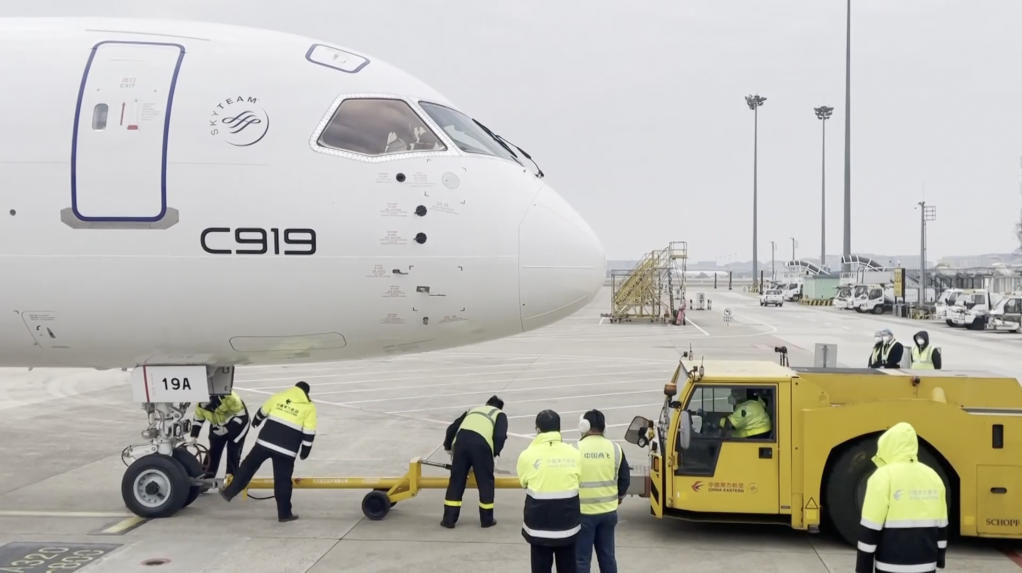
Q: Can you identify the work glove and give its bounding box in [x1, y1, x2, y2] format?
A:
[184, 435, 197, 445]
[251, 417, 262, 428]
[299, 445, 311, 460]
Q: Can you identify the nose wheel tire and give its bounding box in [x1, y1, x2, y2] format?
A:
[171, 447, 205, 508]
[361, 490, 394, 520]
[121, 454, 190, 518]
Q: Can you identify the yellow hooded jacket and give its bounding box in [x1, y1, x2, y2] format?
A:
[855, 422, 948, 573]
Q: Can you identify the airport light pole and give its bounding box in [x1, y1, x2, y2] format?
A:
[842, 0, 852, 272]
[747, 94, 767, 291]
[770, 240, 777, 283]
[790, 237, 799, 262]
[815, 105, 834, 270]
[918, 202, 936, 305]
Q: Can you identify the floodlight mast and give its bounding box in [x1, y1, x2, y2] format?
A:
[746, 94, 767, 291]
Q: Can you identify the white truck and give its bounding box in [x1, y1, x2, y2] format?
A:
[986, 294, 1022, 333]
[853, 284, 935, 315]
[935, 289, 964, 326]
[947, 289, 1003, 330]
[835, 284, 868, 310]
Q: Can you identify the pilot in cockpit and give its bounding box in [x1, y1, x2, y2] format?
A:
[717, 389, 772, 439]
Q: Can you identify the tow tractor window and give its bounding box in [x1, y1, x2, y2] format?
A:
[1005, 298, 1021, 314]
[869, 288, 883, 299]
[418, 102, 519, 162]
[318, 98, 447, 156]
[677, 385, 777, 476]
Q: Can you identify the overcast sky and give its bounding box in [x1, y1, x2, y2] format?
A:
[8, 0, 1022, 262]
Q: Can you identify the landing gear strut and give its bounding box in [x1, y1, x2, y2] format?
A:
[120, 365, 235, 518]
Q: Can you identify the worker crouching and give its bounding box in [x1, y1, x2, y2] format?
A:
[441, 395, 508, 528]
[187, 391, 249, 479]
[856, 422, 948, 573]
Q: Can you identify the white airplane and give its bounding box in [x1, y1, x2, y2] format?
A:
[0, 17, 605, 517]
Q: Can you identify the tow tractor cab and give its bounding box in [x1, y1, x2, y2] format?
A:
[947, 289, 1002, 330]
[987, 293, 1022, 333]
[832, 286, 854, 309]
[623, 356, 1022, 547]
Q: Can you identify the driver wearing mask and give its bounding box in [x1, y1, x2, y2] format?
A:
[718, 389, 772, 439]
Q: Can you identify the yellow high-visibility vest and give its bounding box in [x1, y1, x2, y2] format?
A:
[911, 346, 934, 370]
[577, 435, 621, 515]
[455, 405, 500, 452]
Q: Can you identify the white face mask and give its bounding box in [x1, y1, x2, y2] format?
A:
[915, 338, 925, 346]
[874, 336, 882, 343]
[882, 336, 892, 344]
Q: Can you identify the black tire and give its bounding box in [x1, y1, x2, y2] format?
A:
[373, 488, 398, 508]
[873, 305, 884, 315]
[362, 490, 392, 520]
[121, 454, 190, 518]
[172, 447, 204, 507]
[946, 319, 953, 327]
[824, 437, 952, 547]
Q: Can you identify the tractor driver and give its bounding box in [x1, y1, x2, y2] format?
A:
[718, 389, 771, 439]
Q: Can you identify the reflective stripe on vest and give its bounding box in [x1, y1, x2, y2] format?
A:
[455, 405, 499, 451]
[576, 436, 621, 515]
[911, 346, 934, 370]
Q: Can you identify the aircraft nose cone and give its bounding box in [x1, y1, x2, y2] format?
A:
[518, 185, 606, 332]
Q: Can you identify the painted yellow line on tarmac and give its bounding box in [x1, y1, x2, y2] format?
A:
[0, 510, 131, 518]
[95, 516, 149, 535]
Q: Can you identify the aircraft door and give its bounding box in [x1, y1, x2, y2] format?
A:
[68, 41, 184, 227]
[675, 384, 779, 514]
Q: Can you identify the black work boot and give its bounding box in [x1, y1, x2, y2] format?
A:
[480, 507, 496, 528]
[440, 505, 460, 528]
[279, 514, 299, 523]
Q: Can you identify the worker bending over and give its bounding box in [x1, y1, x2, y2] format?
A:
[719, 389, 771, 439]
[868, 329, 904, 369]
[518, 409, 582, 573]
[187, 391, 249, 478]
[441, 395, 508, 529]
[220, 381, 317, 523]
[856, 422, 948, 573]
[910, 331, 942, 370]
[575, 410, 629, 573]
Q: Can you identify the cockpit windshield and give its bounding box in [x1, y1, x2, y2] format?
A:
[418, 102, 519, 163]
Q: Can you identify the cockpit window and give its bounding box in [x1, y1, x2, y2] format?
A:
[318, 98, 446, 156]
[418, 102, 517, 162]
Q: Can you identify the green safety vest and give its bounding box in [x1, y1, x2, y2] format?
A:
[911, 346, 934, 370]
[455, 405, 500, 452]
[576, 435, 621, 515]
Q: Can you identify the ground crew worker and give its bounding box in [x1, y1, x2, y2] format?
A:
[440, 395, 508, 529]
[575, 410, 629, 573]
[856, 422, 948, 573]
[868, 329, 904, 369]
[719, 389, 771, 439]
[517, 409, 582, 573]
[186, 391, 249, 478]
[910, 330, 942, 370]
[219, 381, 317, 523]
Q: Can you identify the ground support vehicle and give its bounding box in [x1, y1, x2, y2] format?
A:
[760, 290, 783, 307]
[623, 357, 1022, 547]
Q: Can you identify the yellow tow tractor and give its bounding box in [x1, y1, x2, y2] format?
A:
[623, 353, 1022, 546]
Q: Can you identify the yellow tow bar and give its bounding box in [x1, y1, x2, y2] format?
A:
[229, 456, 521, 520]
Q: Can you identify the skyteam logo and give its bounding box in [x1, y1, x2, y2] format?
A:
[209, 96, 270, 147]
